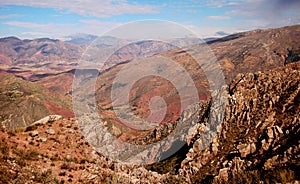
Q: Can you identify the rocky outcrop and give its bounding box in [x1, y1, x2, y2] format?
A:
[1, 25, 300, 183]
[31, 115, 62, 126]
[71, 63, 299, 183]
[180, 63, 300, 183]
[0, 63, 299, 184]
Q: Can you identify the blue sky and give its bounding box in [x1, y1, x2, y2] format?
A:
[0, 0, 299, 39]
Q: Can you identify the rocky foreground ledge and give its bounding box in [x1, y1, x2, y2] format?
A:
[0, 63, 299, 183]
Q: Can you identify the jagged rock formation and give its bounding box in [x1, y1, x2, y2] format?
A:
[1, 63, 299, 184]
[1, 25, 300, 183]
[30, 115, 62, 127]
[180, 63, 300, 183]
[86, 25, 300, 145]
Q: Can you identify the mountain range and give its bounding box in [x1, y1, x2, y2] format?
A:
[0, 24, 299, 183]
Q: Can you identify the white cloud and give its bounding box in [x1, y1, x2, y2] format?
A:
[204, 0, 243, 8]
[206, 15, 230, 20]
[0, 0, 158, 18]
[0, 14, 21, 19]
[226, 0, 300, 28]
[5, 21, 54, 29]
[204, 0, 300, 30]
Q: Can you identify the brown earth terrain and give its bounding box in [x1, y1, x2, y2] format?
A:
[0, 25, 299, 100]
[0, 24, 299, 183]
[0, 61, 299, 184]
[92, 25, 300, 142]
[0, 73, 73, 130]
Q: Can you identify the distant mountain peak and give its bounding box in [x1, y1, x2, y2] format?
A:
[215, 31, 230, 37]
[0, 36, 21, 43]
[35, 38, 60, 43]
[66, 33, 98, 44]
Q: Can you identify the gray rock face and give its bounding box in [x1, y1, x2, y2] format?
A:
[180, 64, 300, 183]
[77, 103, 204, 165]
[38, 137, 47, 142]
[32, 115, 62, 126]
[46, 128, 56, 135]
[29, 130, 39, 137]
[69, 64, 300, 183]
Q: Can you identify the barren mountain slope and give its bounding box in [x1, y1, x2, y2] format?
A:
[91, 25, 300, 142]
[0, 73, 73, 130]
[210, 24, 300, 82]
[0, 62, 299, 184]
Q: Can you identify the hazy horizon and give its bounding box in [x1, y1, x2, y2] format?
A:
[1, 0, 300, 39]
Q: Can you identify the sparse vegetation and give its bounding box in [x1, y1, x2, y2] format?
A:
[0, 25, 299, 184]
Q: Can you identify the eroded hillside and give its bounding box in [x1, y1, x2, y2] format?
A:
[1, 62, 299, 184]
[0, 73, 73, 130]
